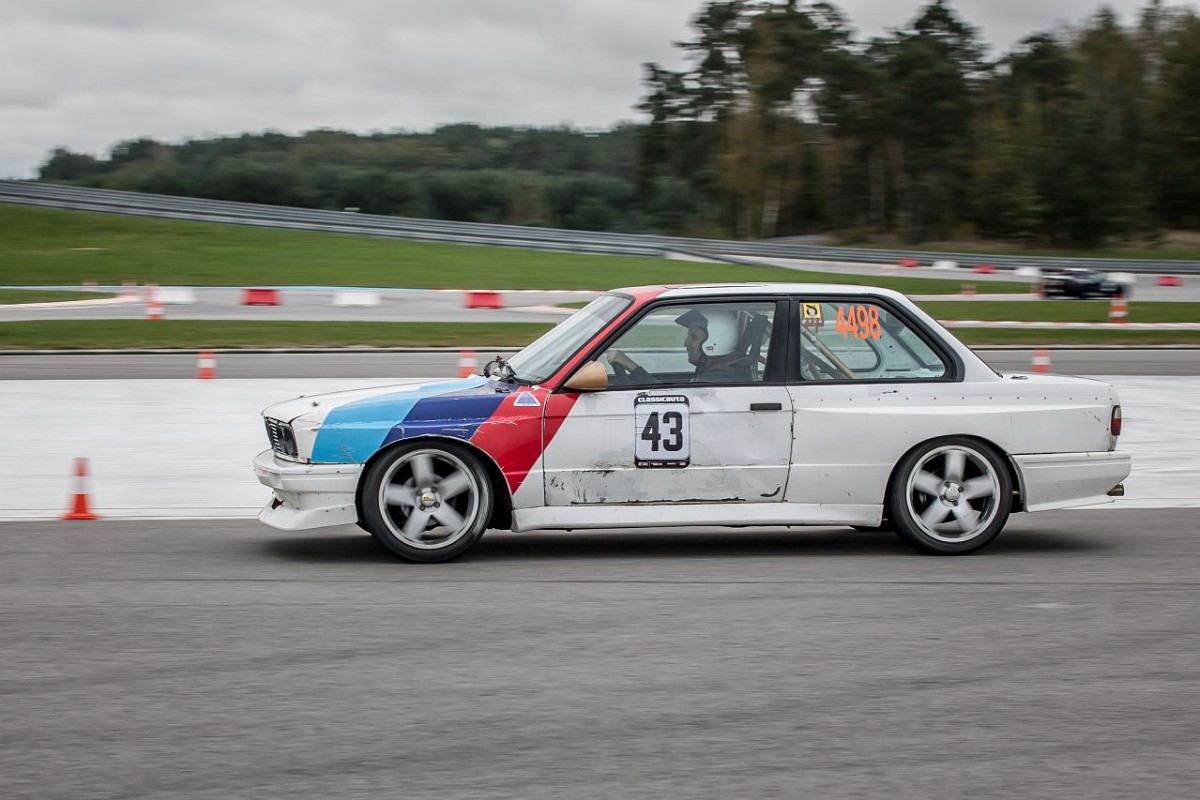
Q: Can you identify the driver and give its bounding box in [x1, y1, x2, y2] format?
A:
[608, 308, 744, 384]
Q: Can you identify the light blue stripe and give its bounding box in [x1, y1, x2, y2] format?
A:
[310, 375, 489, 463]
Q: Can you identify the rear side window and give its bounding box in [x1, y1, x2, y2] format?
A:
[795, 299, 947, 382]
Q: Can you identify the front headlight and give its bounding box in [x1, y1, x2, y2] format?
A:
[264, 418, 299, 459]
[288, 413, 323, 463]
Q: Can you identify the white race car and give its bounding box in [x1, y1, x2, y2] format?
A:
[255, 284, 1130, 561]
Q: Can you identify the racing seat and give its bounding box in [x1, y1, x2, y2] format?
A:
[728, 312, 771, 382]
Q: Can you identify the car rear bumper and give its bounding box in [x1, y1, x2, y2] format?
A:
[253, 449, 362, 530]
[1012, 451, 1132, 512]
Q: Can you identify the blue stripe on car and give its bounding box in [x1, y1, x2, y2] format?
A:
[310, 376, 490, 463]
[381, 393, 507, 446]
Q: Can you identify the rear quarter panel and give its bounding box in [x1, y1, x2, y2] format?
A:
[785, 375, 1116, 506]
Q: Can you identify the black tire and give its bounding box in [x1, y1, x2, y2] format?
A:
[359, 441, 492, 563]
[888, 437, 1012, 555]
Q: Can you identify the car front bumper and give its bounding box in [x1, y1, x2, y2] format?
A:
[1012, 451, 1132, 512]
[253, 449, 362, 530]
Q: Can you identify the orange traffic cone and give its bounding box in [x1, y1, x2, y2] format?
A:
[145, 284, 164, 320]
[1031, 348, 1051, 374]
[458, 349, 477, 378]
[63, 458, 100, 520]
[196, 349, 217, 380]
[1108, 295, 1129, 324]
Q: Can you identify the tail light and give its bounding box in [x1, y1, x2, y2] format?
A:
[1110, 405, 1122, 437]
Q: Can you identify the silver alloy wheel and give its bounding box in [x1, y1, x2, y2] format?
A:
[904, 444, 1001, 543]
[376, 448, 482, 550]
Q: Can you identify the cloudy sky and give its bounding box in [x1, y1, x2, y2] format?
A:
[0, 0, 1180, 177]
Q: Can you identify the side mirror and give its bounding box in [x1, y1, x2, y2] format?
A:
[562, 360, 608, 392]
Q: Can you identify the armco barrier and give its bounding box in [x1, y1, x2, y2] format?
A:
[3, 180, 1199, 274]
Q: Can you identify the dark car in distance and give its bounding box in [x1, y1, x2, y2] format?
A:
[1041, 268, 1131, 299]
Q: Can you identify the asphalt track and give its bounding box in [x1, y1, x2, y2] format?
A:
[2, 512, 1198, 800]
[2, 348, 1199, 378]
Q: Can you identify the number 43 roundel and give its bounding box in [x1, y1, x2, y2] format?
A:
[634, 395, 690, 468]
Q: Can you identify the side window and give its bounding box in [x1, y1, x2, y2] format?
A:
[796, 300, 947, 382]
[599, 301, 776, 387]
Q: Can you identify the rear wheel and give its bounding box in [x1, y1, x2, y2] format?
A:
[888, 438, 1011, 555]
[359, 442, 492, 563]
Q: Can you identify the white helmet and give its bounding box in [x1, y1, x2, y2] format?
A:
[674, 307, 740, 357]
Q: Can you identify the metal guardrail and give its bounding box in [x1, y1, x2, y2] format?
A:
[3, 179, 1198, 274]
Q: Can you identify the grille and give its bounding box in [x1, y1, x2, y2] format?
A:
[265, 418, 298, 458]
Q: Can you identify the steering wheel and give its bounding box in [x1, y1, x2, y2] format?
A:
[609, 359, 631, 386]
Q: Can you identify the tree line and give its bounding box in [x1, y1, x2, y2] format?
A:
[39, 1, 1200, 247]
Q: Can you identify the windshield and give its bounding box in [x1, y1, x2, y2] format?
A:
[507, 293, 632, 383]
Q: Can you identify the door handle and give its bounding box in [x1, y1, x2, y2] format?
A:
[749, 402, 783, 411]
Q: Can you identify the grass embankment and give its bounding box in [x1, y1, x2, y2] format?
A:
[3, 204, 1196, 348]
[0, 290, 117, 304]
[834, 239, 1200, 261]
[0, 204, 1023, 294]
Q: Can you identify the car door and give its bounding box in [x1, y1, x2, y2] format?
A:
[542, 298, 793, 506]
[784, 296, 955, 505]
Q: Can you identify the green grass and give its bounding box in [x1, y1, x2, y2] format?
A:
[0, 290, 117, 304]
[0, 204, 1024, 294]
[917, 300, 1200, 323]
[2, 319, 1199, 350]
[0, 321, 556, 350]
[836, 239, 1200, 261]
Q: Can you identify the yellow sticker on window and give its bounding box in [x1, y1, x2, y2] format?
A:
[802, 303, 823, 321]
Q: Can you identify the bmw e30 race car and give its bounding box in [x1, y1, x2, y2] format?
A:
[254, 284, 1131, 561]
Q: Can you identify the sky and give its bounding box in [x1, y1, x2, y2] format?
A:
[0, 0, 1182, 178]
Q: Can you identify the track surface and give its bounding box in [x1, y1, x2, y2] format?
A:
[2, 513, 1198, 799]
[2, 348, 1198, 378]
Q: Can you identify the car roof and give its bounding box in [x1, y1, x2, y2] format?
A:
[614, 283, 909, 300]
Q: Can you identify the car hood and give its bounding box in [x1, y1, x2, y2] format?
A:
[262, 375, 497, 424]
[263, 374, 542, 464]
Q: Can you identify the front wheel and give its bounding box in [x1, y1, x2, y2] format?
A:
[888, 438, 1012, 555]
[359, 442, 492, 563]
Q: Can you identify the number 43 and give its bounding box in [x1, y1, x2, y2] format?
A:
[641, 411, 684, 452]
